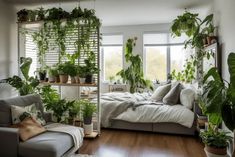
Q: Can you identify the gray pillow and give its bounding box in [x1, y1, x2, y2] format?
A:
[163, 83, 182, 105]
[150, 84, 171, 102]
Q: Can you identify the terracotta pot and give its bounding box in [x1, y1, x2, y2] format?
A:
[205, 145, 227, 155]
[55, 76, 60, 83]
[70, 76, 76, 84]
[59, 74, 68, 83]
[206, 36, 217, 45]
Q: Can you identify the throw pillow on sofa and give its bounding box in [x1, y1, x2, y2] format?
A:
[150, 84, 171, 102]
[11, 116, 46, 141]
[11, 105, 46, 125]
[180, 88, 195, 109]
[163, 82, 182, 105]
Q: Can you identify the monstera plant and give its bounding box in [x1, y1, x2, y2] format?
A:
[202, 52, 235, 131]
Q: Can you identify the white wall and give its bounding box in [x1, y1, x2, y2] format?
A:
[213, 0, 235, 81]
[0, 0, 17, 98]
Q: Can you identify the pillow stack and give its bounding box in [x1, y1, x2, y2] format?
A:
[10, 105, 46, 141]
[150, 82, 196, 109]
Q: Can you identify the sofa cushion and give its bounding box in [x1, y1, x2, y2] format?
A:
[19, 131, 74, 157]
[0, 94, 44, 127]
[11, 117, 46, 142]
[180, 88, 196, 109]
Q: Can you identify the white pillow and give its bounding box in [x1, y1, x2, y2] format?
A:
[180, 88, 195, 109]
[150, 84, 171, 102]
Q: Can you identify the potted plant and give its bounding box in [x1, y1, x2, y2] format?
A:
[201, 52, 235, 156]
[78, 65, 87, 84]
[17, 9, 29, 22]
[66, 63, 78, 84]
[84, 51, 98, 84]
[205, 24, 217, 45]
[28, 10, 36, 22]
[48, 66, 58, 83]
[200, 125, 232, 156]
[81, 99, 96, 134]
[36, 67, 47, 82]
[67, 100, 81, 125]
[7, 57, 40, 96]
[58, 62, 70, 83]
[36, 7, 45, 21]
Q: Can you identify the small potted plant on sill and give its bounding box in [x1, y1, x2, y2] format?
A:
[36, 67, 47, 82]
[35, 7, 45, 21]
[205, 24, 217, 45]
[67, 100, 81, 125]
[58, 62, 71, 83]
[48, 66, 58, 83]
[78, 66, 87, 84]
[84, 52, 98, 84]
[66, 63, 78, 84]
[81, 99, 96, 135]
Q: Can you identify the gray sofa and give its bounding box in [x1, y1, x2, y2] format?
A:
[0, 94, 78, 157]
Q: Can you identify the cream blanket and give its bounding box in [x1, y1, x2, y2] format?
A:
[45, 123, 84, 155]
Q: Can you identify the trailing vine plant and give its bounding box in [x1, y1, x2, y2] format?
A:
[171, 11, 214, 85]
[117, 37, 153, 93]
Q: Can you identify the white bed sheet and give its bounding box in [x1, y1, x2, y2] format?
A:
[114, 104, 195, 128]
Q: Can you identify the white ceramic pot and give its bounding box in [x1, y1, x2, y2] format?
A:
[83, 123, 93, 135]
[79, 77, 86, 84]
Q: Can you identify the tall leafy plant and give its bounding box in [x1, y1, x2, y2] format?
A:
[7, 57, 40, 95]
[117, 37, 153, 93]
[202, 52, 235, 131]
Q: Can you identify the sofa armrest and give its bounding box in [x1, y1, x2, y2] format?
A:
[0, 127, 19, 157]
[43, 112, 53, 123]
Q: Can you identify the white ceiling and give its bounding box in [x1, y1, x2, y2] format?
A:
[6, 0, 214, 26]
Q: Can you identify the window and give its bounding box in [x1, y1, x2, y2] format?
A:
[144, 33, 189, 82]
[101, 35, 123, 81]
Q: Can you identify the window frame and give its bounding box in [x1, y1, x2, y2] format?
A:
[143, 32, 185, 82]
[101, 34, 124, 82]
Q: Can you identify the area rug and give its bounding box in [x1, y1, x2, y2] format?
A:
[70, 154, 97, 157]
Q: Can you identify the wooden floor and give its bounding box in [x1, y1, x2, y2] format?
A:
[80, 129, 206, 157]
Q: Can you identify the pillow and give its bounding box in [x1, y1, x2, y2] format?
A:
[11, 117, 46, 141]
[180, 88, 195, 109]
[11, 105, 46, 125]
[150, 84, 171, 102]
[163, 83, 182, 105]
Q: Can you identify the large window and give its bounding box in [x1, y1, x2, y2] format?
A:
[144, 33, 189, 82]
[101, 35, 123, 81]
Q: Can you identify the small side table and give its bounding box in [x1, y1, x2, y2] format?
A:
[108, 84, 127, 92]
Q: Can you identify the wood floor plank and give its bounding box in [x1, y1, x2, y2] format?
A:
[80, 129, 206, 157]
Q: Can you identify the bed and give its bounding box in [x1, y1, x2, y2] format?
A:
[99, 87, 197, 135]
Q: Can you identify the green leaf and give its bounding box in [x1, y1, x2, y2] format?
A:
[222, 104, 235, 131]
[20, 57, 32, 80]
[228, 53, 235, 89]
[201, 14, 213, 26]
